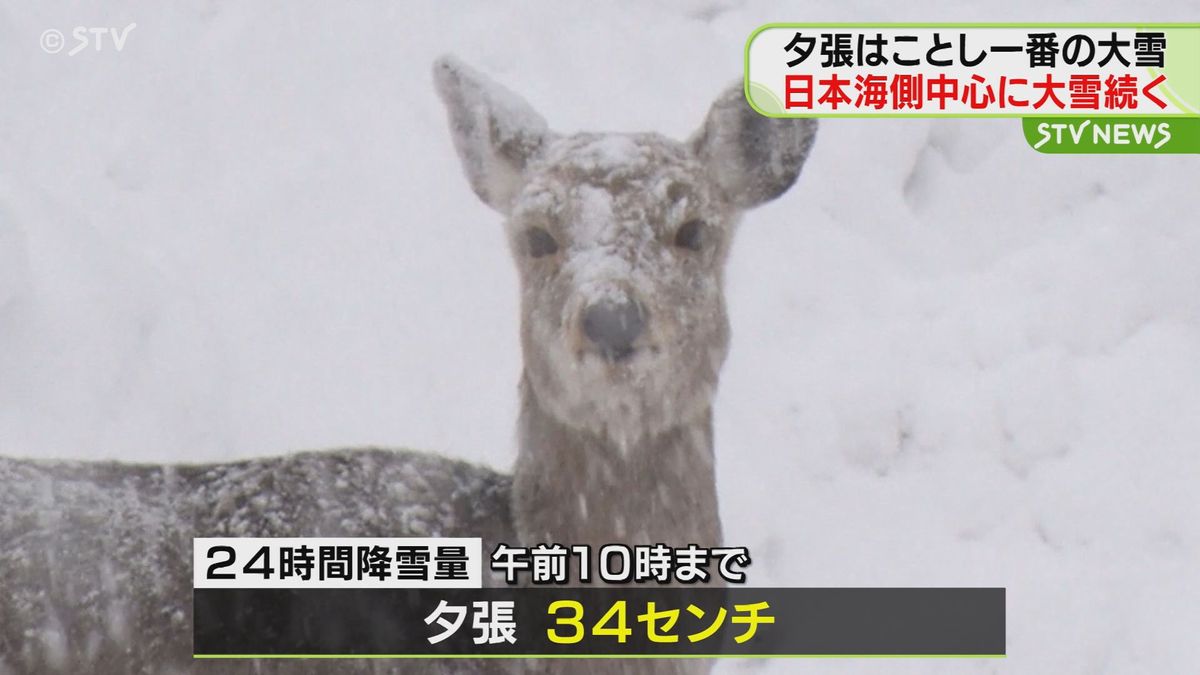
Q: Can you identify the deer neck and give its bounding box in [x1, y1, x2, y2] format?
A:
[511, 376, 723, 549]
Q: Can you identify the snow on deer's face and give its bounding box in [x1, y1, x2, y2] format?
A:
[508, 133, 732, 438]
[434, 55, 817, 439]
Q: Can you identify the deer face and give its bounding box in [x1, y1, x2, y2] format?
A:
[435, 57, 816, 439]
[507, 133, 732, 438]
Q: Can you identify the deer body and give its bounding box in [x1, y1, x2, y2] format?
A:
[0, 56, 815, 675]
[0, 450, 511, 674]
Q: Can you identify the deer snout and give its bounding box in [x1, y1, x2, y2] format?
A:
[582, 297, 644, 361]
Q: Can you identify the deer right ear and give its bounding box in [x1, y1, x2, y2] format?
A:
[433, 56, 551, 214]
[689, 80, 817, 210]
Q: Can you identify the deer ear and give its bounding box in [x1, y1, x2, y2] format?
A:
[433, 56, 551, 214]
[689, 80, 817, 210]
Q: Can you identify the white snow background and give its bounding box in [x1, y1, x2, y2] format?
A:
[2, 1, 1199, 673]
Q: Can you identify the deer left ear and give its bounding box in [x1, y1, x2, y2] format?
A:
[433, 55, 552, 214]
[689, 80, 817, 210]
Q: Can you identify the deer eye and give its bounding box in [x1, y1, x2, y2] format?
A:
[673, 219, 704, 251]
[526, 227, 559, 258]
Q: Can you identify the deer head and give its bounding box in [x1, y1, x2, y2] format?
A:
[434, 56, 816, 443]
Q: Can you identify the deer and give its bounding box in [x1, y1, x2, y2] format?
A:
[0, 56, 816, 675]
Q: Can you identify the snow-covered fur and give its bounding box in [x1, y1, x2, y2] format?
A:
[0, 450, 510, 674]
[0, 56, 816, 675]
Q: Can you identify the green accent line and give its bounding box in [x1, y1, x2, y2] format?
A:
[747, 81, 786, 114]
[1149, 66, 1195, 114]
[195, 654, 1006, 659]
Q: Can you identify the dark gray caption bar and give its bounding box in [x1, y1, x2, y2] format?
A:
[194, 587, 1005, 657]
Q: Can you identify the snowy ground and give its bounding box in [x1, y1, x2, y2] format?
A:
[2, 1, 1199, 673]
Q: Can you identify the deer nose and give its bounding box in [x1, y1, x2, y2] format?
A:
[582, 298, 644, 360]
